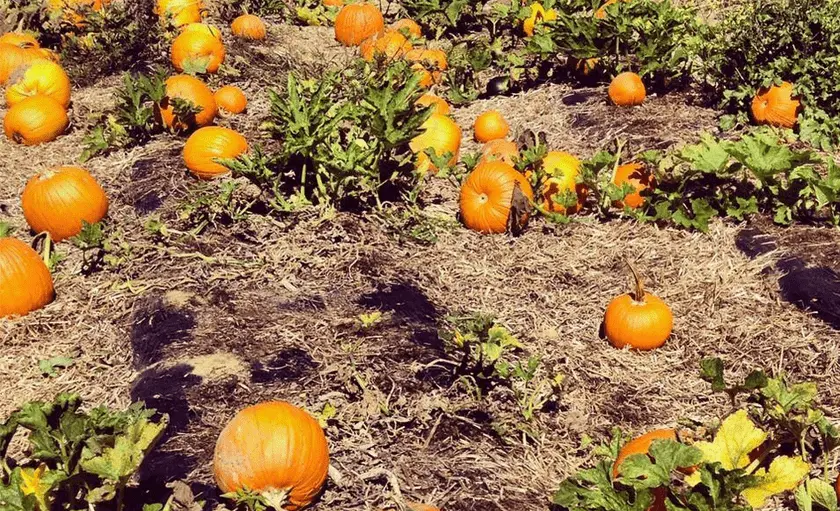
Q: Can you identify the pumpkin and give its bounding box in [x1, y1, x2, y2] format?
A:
[415, 93, 450, 115]
[479, 139, 518, 165]
[613, 429, 676, 511]
[6, 59, 71, 109]
[231, 14, 267, 40]
[360, 30, 412, 62]
[0, 234, 54, 318]
[0, 32, 40, 49]
[47, 0, 111, 26]
[460, 161, 534, 234]
[183, 126, 248, 179]
[751, 81, 800, 129]
[612, 162, 654, 209]
[213, 401, 330, 511]
[323, 0, 343, 6]
[156, 0, 204, 26]
[473, 110, 510, 143]
[404, 48, 447, 87]
[409, 113, 462, 174]
[540, 151, 586, 214]
[603, 262, 672, 350]
[391, 18, 422, 38]
[609, 72, 645, 106]
[0, 43, 43, 85]
[523, 3, 557, 37]
[334, 4, 384, 47]
[181, 22, 222, 40]
[21, 166, 109, 242]
[4, 95, 68, 145]
[215, 85, 247, 114]
[156, 74, 217, 131]
[595, 0, 630, 19]
[171, 30, 225, 74]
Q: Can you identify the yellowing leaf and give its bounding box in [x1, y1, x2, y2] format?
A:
[741, 456, 810, 508]
[19, 464, 46, 496]
[694, 410, 767, 470]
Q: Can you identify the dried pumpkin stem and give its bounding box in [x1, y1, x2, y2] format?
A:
[624, 257, 645, 302]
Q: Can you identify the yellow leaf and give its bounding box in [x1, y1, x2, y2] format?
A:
[20, 464, 46, 496]
[694, 410, 767, 470]
[741, 456, 810, 508]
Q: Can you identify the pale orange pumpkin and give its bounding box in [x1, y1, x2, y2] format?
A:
[213, 401, 330, 511]
[323, 0, 343, 6]
[409, 113, 462, 174]
[156, 0, 204, 26]
[603, 262, 673, 350]
[214, 85, 247, 114]
[0, 234, 54, 318]
[612, 162, 654, 209]
[334, 4, 384, 46]
[21, 166, 109, 242]
[479, 139, 518, 165]
[0, 32, 40, 49]
[156, 74, 217, 131]
[181, 22, 222, 40]
[0, 43, 44, 85]
[415, 93, 450, 115]
[473, 110, 510, 143]
[391, 18, 422, 38]
[404, 48, 447, 88]
[460, 160, 534, 234]
[231, 14, 267, 40]
[609, 72, 645, 106]
[183, 126, 248, 179]
[5, 59, 71, 109]
[751, 81, 800, 129]
[171, 29, 225, 73]
[540, 151, 586, 214]
[360, 30, 412, 61]
[4, 95, 69, 145]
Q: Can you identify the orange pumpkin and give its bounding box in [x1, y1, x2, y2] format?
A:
[0, 235, 54, 318]
[323, 0, 343, 6]
[171, 30, 225, 73]
[334, 4, 384, 46]
[595, 0, 630, 19]
[0, 32, 40, 49]
[479, 139, 518, 165]
[603, 262, 673, 350]
[473, 110, 510, 143]
[415, 93, 450, 116]
[214, 85, 247, 114]
[0, 43, 44, 85]
[6, 59, 71, 109]
[183, 126, 248, 179]
[391, 18, 422, 38]
[609, 72, 645, 106]
[156, 74, 217, 131]
[156, 0, 204, 26]
[613, 429, 676, 479]
[540, 151, 586, 214]
[181, 23, 222, 40]
[213, 401, 330, 511]
[4, 95, 68, 145]
[21, 166, 109, 242]
[231, 14, 267, 40]
[409, 113, 462, 174]
[751, 81, 800, 129]
[404, 48, 447, 87]
[523, 3, 557, 37]
[460, 161, 534, 234]
[612, 162, 654, 209]
[360, 30, 412, 62]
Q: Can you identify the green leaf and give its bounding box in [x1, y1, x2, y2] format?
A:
[618, 439, 703, 488]
[700, 357, 726, 391]
[39, 356, 75, 377]
[81, 415, 168, 481]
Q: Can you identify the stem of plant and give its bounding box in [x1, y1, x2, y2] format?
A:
[624, 257, 645, 302]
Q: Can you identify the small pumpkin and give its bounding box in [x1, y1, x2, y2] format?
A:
[171, 29, 225, 74]
[183, 126, 248, 179]
[409, 113, 462, 174]
[334, 4, 384, 47]
[0, 32, 40, 49]
[479, 139, 518, 165]
[156, 0, 204, 26]
[751, 81, 800, 129]
[540, 151, 586, 214]
[0, 231, 55, 318]
[415, 93, 450, 116]
[595, 0, 630, 19]
[473, 110, 510, 143]
[6, 59, 71, 109]
[391, 18, 422, 38]
[181, 22, 222, 40]
[404, 48, 447, 88]
[460, 161, 534, 234]
[156, 74, 217, 131]
[0, 43, 43, 85]
[612, 162, 654, 209]
[231, 14, 267, 41]
[4, 95, 69, 145]
[609, 72, 645, 106]
[523, 3, 557, 37]
[213, 401, 330, 511]
[214, 85, 247, 114]
[21, 166, 109, 242]
[603, 261, 673, 350]
[360, 30, 412, 62]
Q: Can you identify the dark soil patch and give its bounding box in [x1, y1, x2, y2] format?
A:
[250, 347, 319, 384]
[359, 281, 438, 323]
[122, 147, 184, 214]
[130, 295, 196, 368]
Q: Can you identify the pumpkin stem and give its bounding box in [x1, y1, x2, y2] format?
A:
[625, 257, 645, 302]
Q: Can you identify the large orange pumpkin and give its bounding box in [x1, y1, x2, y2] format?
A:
[409, 113, 462, 174]
[156, 0, 204, 26]
[603, 262, 672, 350]
[231, 14, 267, 40]
[21, 166, 109, 242]
[156, 74, 217, 131]
[540, 151, 586, 214]
[0, 43, 44, 85]
[0, 32, 40, 49]
[460, 161, 534, 234]
[479, 139, 518, 165]
[609, 72, 645, 106]
[181, 22, 222, 40]
[391, 18, 422, 38]
[4, 95, 68, 145]
[334, 4, 384, 46]
[404, 48, 447, 88]
[213, 401, 330, 511]
[171, 30, 225, 73]
[0, 235, 54, 318]
[214, 85, 247, 114]
[183, 126, 248, 179]
[360, 30, 412, 61]
[751, 81, 800, 129]
[415, 93, 450, 116]
[612, 162, 654, 209]
[5, 59, 71, 109]
[473, 110, 510, 143]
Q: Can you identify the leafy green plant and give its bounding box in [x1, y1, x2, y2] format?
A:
[177, 179, 258, 234]
[38, 356, 74, 378]
[71, 221, 133, 273]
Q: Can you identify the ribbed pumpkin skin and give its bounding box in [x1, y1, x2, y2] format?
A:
[214, 85, 247, 114]
[541, 151, 586, 214]
[0, 237, 54, 318]
[21, 166, 109, 242]
[404, 49, 447, 88]
[479, 139, 518, 165]
[391, 18, 422, 38]
[360, 31, 412, 61]
[751, 81, 800, 129]
[473, 110, 509, 143]
[460, 161, 534, 234]
[231, 14, 267, 40]
[612, 162, 654, 209]
[171, 30, 225, 73]
[334, 4, 384, 46]
[609, 72, 645, 106]
[604, 292, 672, 350]
[4, 95, 68, 145]
[0, 43, 43, 85]
[409, 113, 462, 174]
[156, 0, 204, 26]
[415, 94, 450, 116]
[0, 33, 40, 48]
[183, 126, 248, 179]
[213, 401, 330, 511]
[6, 59, 71, 109]
[156, 74, 217, 131]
